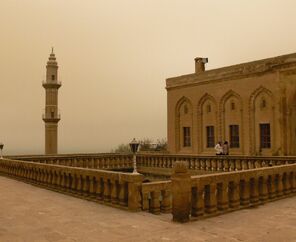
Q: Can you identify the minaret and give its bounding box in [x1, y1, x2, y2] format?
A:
[42, 48, 61, 154]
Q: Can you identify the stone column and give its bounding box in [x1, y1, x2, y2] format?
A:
[172, 161, 191, 223]
[127, 174, 144, 211]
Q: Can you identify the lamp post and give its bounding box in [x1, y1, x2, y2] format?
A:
[129, 138, 140, 174]
[0, 142, 4, 159]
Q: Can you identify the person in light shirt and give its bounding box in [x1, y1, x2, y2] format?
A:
[214, 142, 223, 155]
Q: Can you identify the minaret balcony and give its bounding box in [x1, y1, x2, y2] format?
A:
[42, 81, 62, 89]
[42, 113, 61, 123]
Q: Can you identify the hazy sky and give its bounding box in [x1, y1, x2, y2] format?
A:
[1, 0, 296, 155]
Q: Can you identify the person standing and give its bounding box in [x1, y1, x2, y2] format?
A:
[215, 142, 223, 155]
[223, 141, 229, 155]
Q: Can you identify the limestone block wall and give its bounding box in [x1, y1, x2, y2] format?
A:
[166, 53, 296, 156]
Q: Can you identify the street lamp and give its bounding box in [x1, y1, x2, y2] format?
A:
[129, 138, 140, 174]
[0, 142, 4, 159]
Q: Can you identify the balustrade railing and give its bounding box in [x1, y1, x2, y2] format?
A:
[8, 154, 133, 170]
[1, 157, 296, 220]
[0, 158, 143, 211]
[137, 154, 296, 171]
[8, 153, 296, 172]
[188, 164, 296, 220]
[141, 181, 171, 214]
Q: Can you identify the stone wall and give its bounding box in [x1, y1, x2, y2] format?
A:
[166, 53, 296, 156]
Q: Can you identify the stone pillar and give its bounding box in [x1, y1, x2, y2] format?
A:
[172, 161, 191, 223]
[127, 174, 144, 211]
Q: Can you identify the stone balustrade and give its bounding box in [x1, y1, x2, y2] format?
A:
[8, 154, 132, 170]
[1, 157, 296, 221]
[9, 153, 296, 172]
[173, 162, 296, 222]
[0, 158, 143, 211]
[141, 181, 171, 214]
[137, 154, 296, 171]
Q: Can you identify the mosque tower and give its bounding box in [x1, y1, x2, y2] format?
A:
[42, 48, 61, 154]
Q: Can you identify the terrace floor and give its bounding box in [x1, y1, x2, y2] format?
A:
[0, 176, 295, 242]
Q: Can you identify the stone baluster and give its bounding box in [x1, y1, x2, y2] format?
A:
[229, 181, 240, 209]
[223, 159, 229, 171]
[102, 158, 106, 169]
[76, 175, 82, 195]
[60, 172, 65, 190]
[191, 186, 204, 217]
[47, 170, 52, 186]
[150, 191, 161, 214]
[268, 175, 276, 200]
[89, 177, 96, 198]
[210, 159, 215, 171]
[141, 192, 149, 211]
[36, 168, 41, 184]
[51, 171, 56, 186]
[93, 158, 98, 169]
[235, 159, 241, 171]
[161, 157, 165, 168]
[81, 174, 87, 194]
[163, 158, 168, 168]
[240, 179, 250, 207]
[283, 173, 290, 195]
[118, 181, 127, 206]
[188, 158, 192, 169]
[259, 176, 269, 204]
[217, 182, 228, 211]
[205, 184, 217, 214]
[247, 160, 251, 169]
[151, 158, 155, 167]
[217, 159, 222, 171]
[103, 178, 111, 202]
[111, 179, 119, 204]
[96, 177, 103, 200]
[200, 159, 205, 170]
[65, 173, 71, 191]
[205, 159, 211, 171]
[161, 190, 171, 213]
[276, 174, 284, 197]
[289, 172, 295, 193]
[41, 170, 46, 185]
[73, 158, 78, 167]
[250, 178, 259, 207]
[229, 159, 235, 171]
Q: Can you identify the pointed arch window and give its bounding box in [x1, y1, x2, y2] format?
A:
[183, 127, 191, 147]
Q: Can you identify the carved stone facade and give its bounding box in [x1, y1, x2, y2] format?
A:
[166, 53, 296, 156]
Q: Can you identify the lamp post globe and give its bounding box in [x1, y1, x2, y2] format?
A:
[0, 142, 4, 159]
[129, 138, 140, 174]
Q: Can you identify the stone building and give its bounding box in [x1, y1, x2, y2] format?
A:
[166, 53, 296, 156]
[42, 49, 61, 154]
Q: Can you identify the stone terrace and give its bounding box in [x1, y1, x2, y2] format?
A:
[0, 175, 296, 242]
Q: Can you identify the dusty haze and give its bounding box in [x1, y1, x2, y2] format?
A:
[1, 0, 296, 155]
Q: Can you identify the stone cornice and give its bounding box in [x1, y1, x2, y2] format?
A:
[166, 53, 296, 90]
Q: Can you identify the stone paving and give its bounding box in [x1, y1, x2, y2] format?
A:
[0, 176, 296, 242]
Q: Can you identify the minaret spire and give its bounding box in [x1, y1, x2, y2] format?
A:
[42, 49, 62, 154]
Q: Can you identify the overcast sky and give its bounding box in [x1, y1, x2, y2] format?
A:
[1, 0, 296, 155]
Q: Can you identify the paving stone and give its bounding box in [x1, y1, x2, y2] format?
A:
[0, 176, 296, 242]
